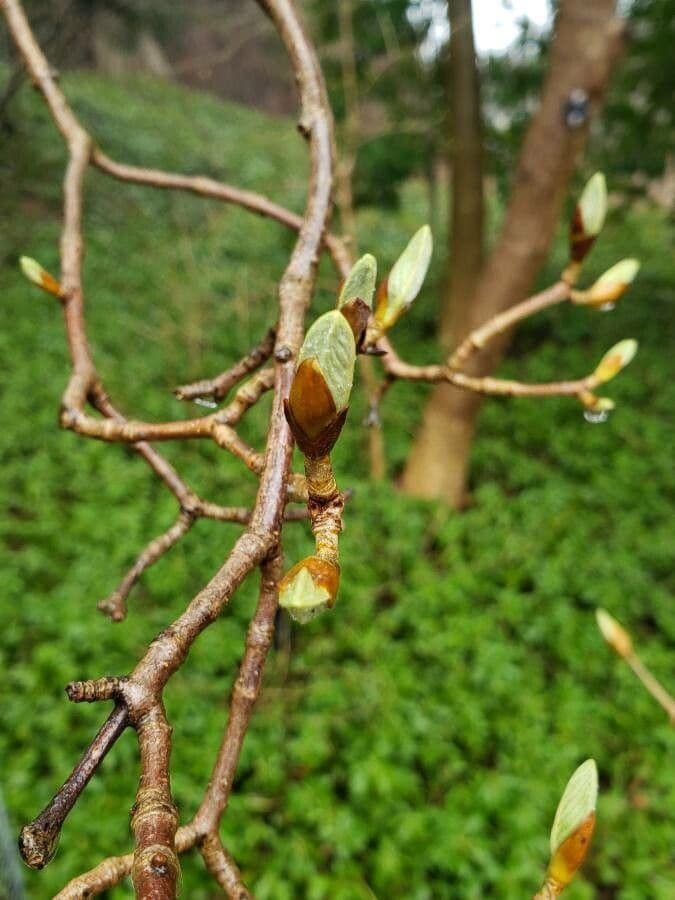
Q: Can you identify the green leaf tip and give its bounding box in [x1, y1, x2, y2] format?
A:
[338, 253, 377, 310]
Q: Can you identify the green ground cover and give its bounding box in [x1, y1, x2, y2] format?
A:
[0, 72, 673, 898]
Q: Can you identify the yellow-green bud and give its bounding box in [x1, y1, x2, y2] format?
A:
[571, 259, 640, 307]
[593, 339, 638, 384]
[596, 608, 633, 658]
[19, 256, 63, 298]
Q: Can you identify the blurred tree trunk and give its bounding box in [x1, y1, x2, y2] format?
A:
[402, 0, 623, 506]
[439, 0, 484, 348]
[335, 0, 387, 479]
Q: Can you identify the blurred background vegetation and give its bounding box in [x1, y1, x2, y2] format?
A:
[0, 1, 673, 897]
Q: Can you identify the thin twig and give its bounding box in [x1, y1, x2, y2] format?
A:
[98, 511, 196, 622]
[175, 329, 276, 402]
[200, 834, 253, 900]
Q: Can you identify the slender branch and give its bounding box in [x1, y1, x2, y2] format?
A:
[200, 835, 253, 900]
[175, 329, 276, 402]
[448, 281, 570, 369]
[378, 335, 599, 398]
[627, 654, 675, 724]
[216, 367, 276, 425]
[19, 706, 129, 870]
[194, 555, 282, 833]
[92, 148, 350, 275]
[98, 511, 196, 622]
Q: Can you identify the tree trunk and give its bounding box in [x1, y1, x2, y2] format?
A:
[402, 0, 623, 506]
[439, 0, 484, 349]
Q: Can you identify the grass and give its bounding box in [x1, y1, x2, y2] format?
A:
[0, 70, 673, 899]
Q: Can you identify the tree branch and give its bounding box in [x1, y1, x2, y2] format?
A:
[174, 329, 276, 403]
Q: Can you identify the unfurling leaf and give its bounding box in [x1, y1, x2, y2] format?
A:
[572, 258, 640, 307]
[374, 225, 432, 330]
[19, 256, 63, 298]
[279, 556, 340, 624]
[593, 339, 638, 384]
[285, 310, 356, 457]
[596, 608, 633, 658]
[569, 173, 607, 264]
[338, 254, 377, 310]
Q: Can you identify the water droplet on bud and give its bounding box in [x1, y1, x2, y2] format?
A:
[583, 408, 610, 424]
[599, 302, 615, 312]
[194, 397, 218, 409]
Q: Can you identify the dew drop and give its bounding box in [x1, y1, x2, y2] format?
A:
[193, 397, 218, 409]
[583, 408, 610, 424]
[599, 302, 615, 312]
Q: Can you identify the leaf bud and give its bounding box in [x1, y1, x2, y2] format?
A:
[596, 608, 633, 658]
[570, 173, 607, 263]
[374, 225, 432, 331]
[571, 259, 640, 307]
[593, 339, 638, 384]
[284, 310, 356, 458]
[547, 759, 598, 890]
[278, 555, 340, 624]
[19, 256, 63, 298]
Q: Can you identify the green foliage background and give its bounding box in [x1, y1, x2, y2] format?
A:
[0, 73, 673, 899]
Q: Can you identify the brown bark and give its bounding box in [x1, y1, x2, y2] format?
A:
[439, 0, 484, 348]
[402, 0, 623, 506]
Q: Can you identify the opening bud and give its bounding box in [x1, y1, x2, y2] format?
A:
[571, 259, 640, 307]
[374, 225, 432, 331]
[284, 310, 356, 458]
[278, 555, 340, 624]
[596, 608, 633, 658]
[570, 173, 607, 262]
[593, 339, 638, 384]
[19, 256, 63, 298]
[547, 759, 598, 890]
